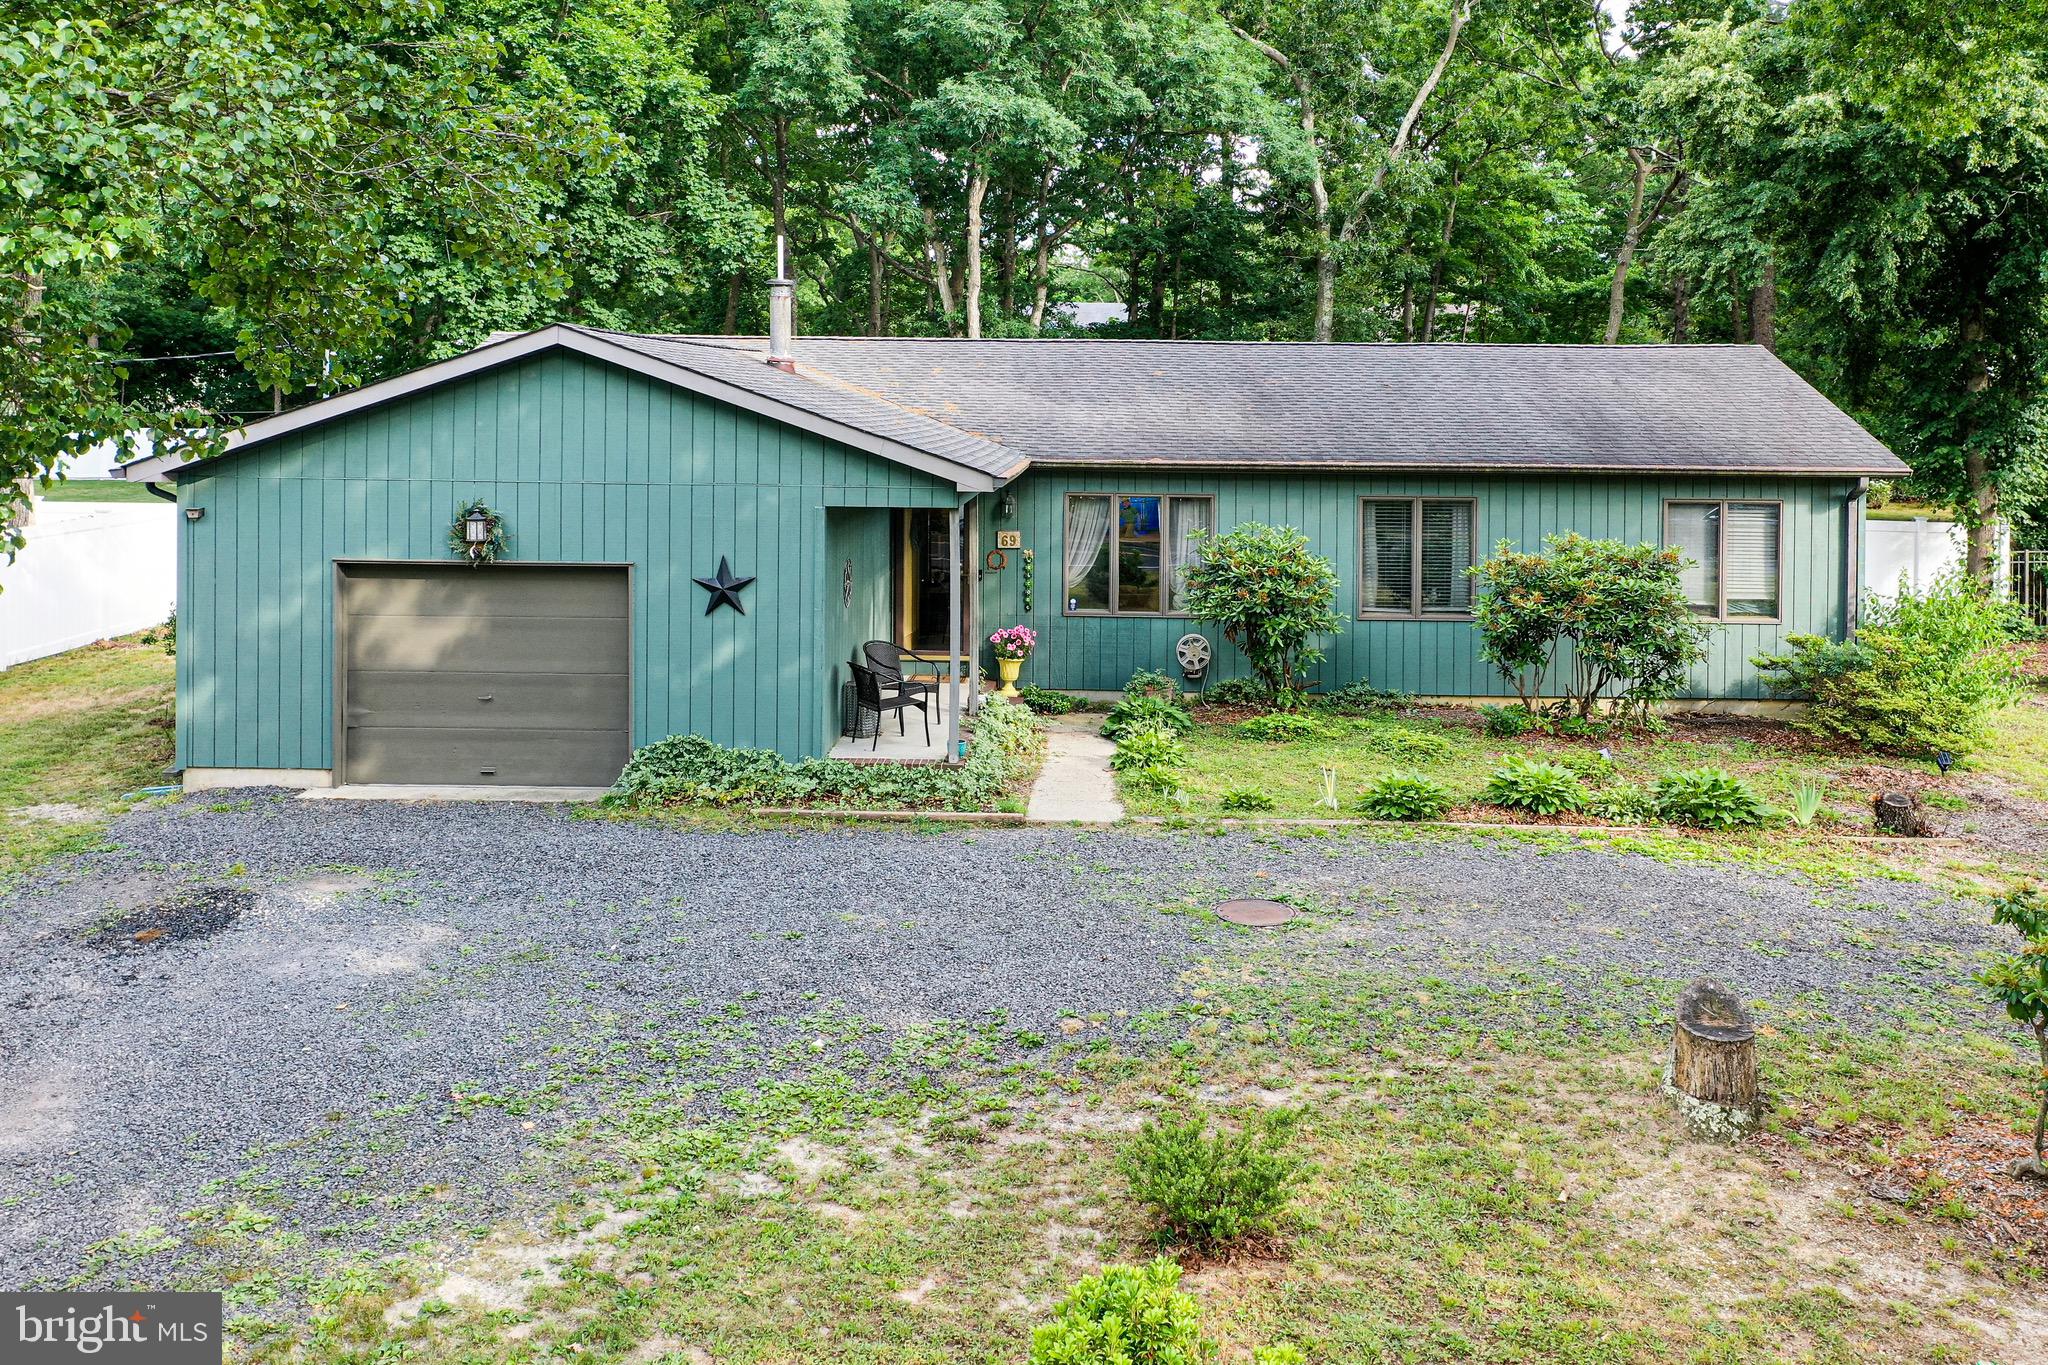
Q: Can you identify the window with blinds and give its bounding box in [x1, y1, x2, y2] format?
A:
[1360, 498, 1477, 617]
[1664, 500, 1780, 621]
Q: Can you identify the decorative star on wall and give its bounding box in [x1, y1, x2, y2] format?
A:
[694, 556, 756, 615]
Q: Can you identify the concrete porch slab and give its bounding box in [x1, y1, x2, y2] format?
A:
[300, 784, 610, 803]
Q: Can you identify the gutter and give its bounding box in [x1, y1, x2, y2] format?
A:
[1844, 477, 1868, 639]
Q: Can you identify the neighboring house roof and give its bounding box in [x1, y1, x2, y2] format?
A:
[118, 327, 1907, 486]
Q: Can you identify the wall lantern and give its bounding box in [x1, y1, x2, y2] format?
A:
[449, 499, 508, 566]
[1935, 751, 1954, 774]
[1000, 493, 1018, 518]
[184, 507, 205, 522]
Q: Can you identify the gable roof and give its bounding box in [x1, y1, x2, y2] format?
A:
[652, 336, 1906, 477]
[120, 325, 1020, 491]
[121, 328, 1907, 486]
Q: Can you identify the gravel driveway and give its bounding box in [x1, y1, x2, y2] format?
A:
[0, 794, 2002, 1293]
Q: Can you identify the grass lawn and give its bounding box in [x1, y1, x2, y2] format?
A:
[0, 635, 175, 881]
[31, 478, 166, 503]
[249, 958, 2046, 1364]
[1115, 689, 2048, 885]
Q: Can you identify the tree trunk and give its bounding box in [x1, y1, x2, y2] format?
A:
[1962, 328, 1999, 577]
[1604, 148, 1651, 344]
[771, 118, 789, 262]
[1148, 251, 1167, 336]
[1749, 256, 1777, 352]
[1400, 273, 1415, 341]
[1030, 226, 1052, 333]
[963, 168, 989, 340]
[1232, 27, 1336, 342]
[1671, 273, 1691, 343]
[2026, 1022, 2048, 1177]
[1672, 980, 1759, 1112]
[998, 188, 1018, 317]
[924, 207, 958, 333]
[1730, 287, 1748, 343]
[1421, 189, 1457, 342]
[722, 272, 742, 334]
[867, 240, 884, 337]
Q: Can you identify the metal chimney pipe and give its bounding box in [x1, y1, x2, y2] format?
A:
[766, 235, 795, 372]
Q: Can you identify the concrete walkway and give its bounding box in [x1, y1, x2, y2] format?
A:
[1025, 724, 1124, 824]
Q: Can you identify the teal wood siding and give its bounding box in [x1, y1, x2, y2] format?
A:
[175, 352, 955, 770]
[820, 508, 896, 750]
[975, 470, 1855, 700]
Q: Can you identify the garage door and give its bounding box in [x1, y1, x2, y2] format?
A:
[338, 564, 630, 786]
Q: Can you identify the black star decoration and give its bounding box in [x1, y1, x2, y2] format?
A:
[693, 556, 756, 615]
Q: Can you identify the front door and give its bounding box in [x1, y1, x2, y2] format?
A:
[895, 509, 967, 654]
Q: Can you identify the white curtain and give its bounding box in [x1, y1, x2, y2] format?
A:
[1168, 497, 1212, 611]
[1666, 502, 1720, 614]
[1064, 495, 1112, 602]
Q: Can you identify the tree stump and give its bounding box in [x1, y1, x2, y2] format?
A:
[1873, 791, 1935, 837]
[1671, 979, 1759, 1117]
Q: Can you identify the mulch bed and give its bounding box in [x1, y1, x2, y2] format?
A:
[1757, 1116, 2048, 1261]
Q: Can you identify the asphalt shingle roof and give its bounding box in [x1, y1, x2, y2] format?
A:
[617, 335, 1906, 478]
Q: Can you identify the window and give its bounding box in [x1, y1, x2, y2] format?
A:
[1665, 500, 1780, 620]
[1064, 494, 1214, 615]
[1359, 498, 1476, 617]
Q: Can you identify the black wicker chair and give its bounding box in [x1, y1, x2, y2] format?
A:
[849, 660, 930, 749]
[861, 640, 938, 705]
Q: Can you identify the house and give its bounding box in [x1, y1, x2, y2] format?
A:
[117, 289, 1907, 792]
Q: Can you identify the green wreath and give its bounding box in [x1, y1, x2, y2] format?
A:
[450, 499, 510, 566]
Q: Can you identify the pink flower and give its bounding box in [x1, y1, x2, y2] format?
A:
[988, 625, 1037, 660]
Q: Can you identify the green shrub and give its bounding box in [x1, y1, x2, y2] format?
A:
[1235, 712, 1328, 743]
[1553, 749, 1617, 781]
[1110, 725, 1189, 772]
[1317, 678, 1412, 714]
[609, 699, 1042, 813]
[1219, 786, 1277, 812]
[1753, 572, 2028, 757]
[1470, 533, 1709, 726]
[1483, 756, 1587, 816]
[1123, 668, 1180, 701]
[1654, 767, 1768, 830]
[1202, 676, 1273, 707]
[1479, 703, 1542, 738]
[1356, 773, 1454, 820]
[1015, 683, 1083, 715]
[1585, 783, 1658, 823]
[1365, 724, 1454, 762]
[1027, 1260, 1208, 1365]
[1180, 522, 1346, 695]
[1102, 693, 1195, 741]
[1116, 1110, 1303, 1249]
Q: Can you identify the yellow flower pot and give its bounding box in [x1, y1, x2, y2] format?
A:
[997, 657, 1023, 698]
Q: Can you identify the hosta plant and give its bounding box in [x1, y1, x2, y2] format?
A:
[1356, 773, 1454, 821]
[1101, 693, 1194, 741]
[1109, 725, 1188, 772]
[1585, 783, 1659, 824]
[1219, 785, 1277, 812]
[1654, 767, 1768, 830]
[1483, 755, 1587, 815]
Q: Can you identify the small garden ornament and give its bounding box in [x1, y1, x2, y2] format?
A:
[1978, 884, 2048, 1179]
[988, 624, 1037, 698]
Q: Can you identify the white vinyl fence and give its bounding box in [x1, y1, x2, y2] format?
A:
[0, 501, 177, 669]
[1861, 515, 2007, 604]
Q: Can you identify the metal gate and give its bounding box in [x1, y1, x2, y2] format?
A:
[2014, 549, 2048, 627]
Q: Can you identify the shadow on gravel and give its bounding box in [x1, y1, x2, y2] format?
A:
[87, 885, 252, 950]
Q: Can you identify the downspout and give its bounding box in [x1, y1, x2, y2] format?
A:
[143, 482, 176, 502]
[946, 496, 965, 761]
[1844, 478, 1867, 640]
